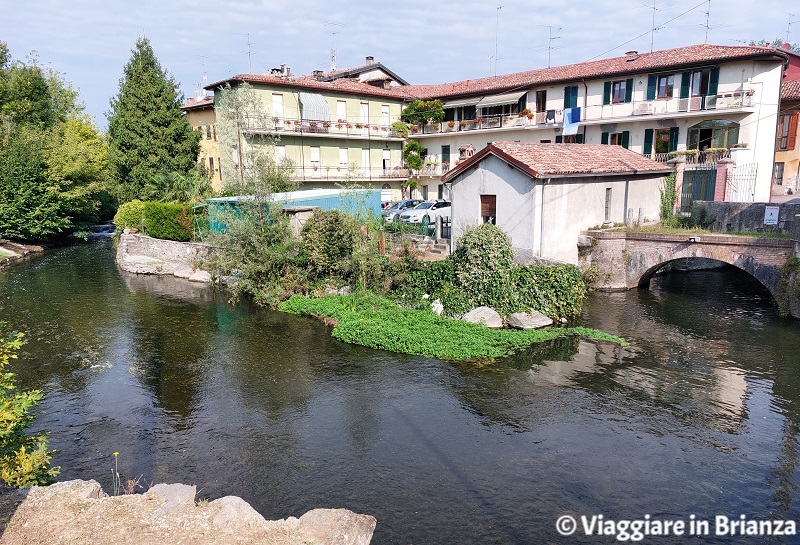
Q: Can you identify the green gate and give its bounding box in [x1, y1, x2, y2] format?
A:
[681, 165, 716, 211]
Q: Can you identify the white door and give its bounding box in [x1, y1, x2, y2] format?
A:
[362, 148, 370, 178]
[310, 146, 321, 178]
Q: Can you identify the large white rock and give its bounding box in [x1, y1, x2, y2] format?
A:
[462, 306, 503, 328]
[188, 270, 213, 283]
[507, 311, 554, 329]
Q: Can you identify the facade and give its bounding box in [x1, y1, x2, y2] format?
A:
[773, 79, 800, 194]
[204, 71, 410, 202]
[403, 44, 788, 204]
[315, 56, 409, 87]
[442, 142, 672, 264]
[181, 95, 222, 192]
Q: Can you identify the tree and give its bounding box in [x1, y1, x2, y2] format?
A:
[400, 99, 445, 125]
[107, 38, 200, 203]
[749, 39, 800, 53]
[0, 323, 59, 487]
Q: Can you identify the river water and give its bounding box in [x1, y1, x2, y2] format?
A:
[1, 240, 799, 543]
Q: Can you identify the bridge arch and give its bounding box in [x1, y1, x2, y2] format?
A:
[637, 256, 776, 296]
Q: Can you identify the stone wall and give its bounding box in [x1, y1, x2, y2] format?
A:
[116, 233, 214, 283]
[695, 201, 800, 234]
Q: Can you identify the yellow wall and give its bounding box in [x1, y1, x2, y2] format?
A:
[185, 105, 222, 192]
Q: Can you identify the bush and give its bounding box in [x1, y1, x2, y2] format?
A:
[452, 223, 515, 312]
[301, 209, 360, 278]
[113, 199, 146, 233]
[142, 202, 193, 241]
[0, 323, 59, 487]
[510, 265, 588, 318]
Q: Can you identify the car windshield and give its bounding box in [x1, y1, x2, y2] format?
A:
[415, 202, 434, 210]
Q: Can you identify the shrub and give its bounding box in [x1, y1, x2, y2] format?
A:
[510, 264, 588, 318]
[0, 323, 59, 487]
[113, 199, 146, 233]
[142, 202, 193, 241]
[452, 223, 515, 311]
[301, 209, 359, 278]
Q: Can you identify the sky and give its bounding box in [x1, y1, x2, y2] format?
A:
[1, 0, 796, 128]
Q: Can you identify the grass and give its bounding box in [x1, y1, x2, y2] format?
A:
[616, 225, 792, 239]
[278, 293, 627, 362]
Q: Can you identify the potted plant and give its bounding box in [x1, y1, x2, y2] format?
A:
[447, 121, 456, 128]
[355, 122, 363, 129]
[346, 123, 353, 129]
[518, 108, 532, 118]
[323, 121, 331, 128]
[460, 120, 468, 128]
[309, 121, 318, 128]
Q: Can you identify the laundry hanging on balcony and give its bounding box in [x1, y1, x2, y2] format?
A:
[563, 107, 581, 136]
[298, 92, 331, 122]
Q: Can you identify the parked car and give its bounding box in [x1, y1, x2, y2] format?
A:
[398, 200, 451, 224]
[382, 199, 422, 222]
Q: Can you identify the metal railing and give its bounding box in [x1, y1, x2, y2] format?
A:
[644, 149, 731, 165]
[242, 116, 405, 139]
[289, 165, 410, 181]
[411, 111, 565, 135]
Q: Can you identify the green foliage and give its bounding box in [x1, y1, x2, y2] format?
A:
[301, 209, 359, 278]
[113, 200, 146, 233]
[776, 256, 800, 317]
[403, 139, 425, 171]
[279, 294, 626, 362]
[0, 323, 59, 487]
[659, 171, 677, 220]
[143, 170, 213, 204]
[749, 38, 800, 53]
[452, 223, 515, 312]
[509, 265, 589, 319]
[107, 38, 200, 202]
[391, 121, 409, 138]
[400, 99, 445, 125]
[142, 202, 193, 241]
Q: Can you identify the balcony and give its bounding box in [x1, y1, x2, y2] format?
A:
[242, 117, 405, 140]
[643, 149, 731, 165]
[288, 165, 410, 182]
[411, 110, 565, 136]
[599, 91, 755, 121]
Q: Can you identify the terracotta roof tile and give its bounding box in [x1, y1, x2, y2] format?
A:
[205, 73, 411, 100]
[181, 96, 214, 110]
[443, 142, 672, 181]
[406, 44, 788, 100]
[782, 79, 800, 101]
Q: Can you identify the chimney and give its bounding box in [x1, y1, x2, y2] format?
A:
[365, 56, 375, 65]
[312, 70, 324, 78]
[280, 64, 286, 75]
[783, 43, 792, 50]
[624, 50, 638, 56]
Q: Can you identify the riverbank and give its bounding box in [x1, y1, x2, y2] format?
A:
[0, 240, 45, 266]
[279, 293, 627, 362]
[0, 480, 376, 545]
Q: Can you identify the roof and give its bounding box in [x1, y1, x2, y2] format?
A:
[205, 73, 411, 101]
[442, 142, 673, 182]
[782, 79, 800, 101]
[405, 44, 788, 100]
[181, 96, 214, 111]
[317, 61, 409, 86]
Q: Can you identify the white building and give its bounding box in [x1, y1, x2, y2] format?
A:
[403, 44, 788, 204]
[442, 142, 672, 264]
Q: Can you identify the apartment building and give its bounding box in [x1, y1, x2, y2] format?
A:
[204, 67, 409, 202]
[182, 95, 222, 192]
[774, 79, 800, 194]
[402, 44, 788, 204]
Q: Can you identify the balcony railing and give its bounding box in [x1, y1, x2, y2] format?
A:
[288, 165, 410, 181]
[411, 111, 565, 135]
[643, 149, 731, 165]
[242, 116, 405, 139]
[608, 91, 754, 120]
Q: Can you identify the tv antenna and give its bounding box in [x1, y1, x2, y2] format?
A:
[788, 14, 797, 45]
[495, 6, 503, 77]
[322, 21, 344, 71]
[702, 0, 712, 43]
[648, 0, 664, 52]
[548, 26, 561, 68]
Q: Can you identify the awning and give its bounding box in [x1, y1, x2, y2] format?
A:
[298, 92, 331, 122]
[442, 97, 481, 109]
[475, 90, 527, 108]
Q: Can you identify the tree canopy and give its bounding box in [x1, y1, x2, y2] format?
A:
[749, 39, 800, 53]
[400, 99, 445, 125]
[107, 37, 200, 203]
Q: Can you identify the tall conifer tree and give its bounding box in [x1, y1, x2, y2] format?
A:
[107, 38, 200, 202]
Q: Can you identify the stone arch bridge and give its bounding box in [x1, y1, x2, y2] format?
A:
[578, 231, 796, 297]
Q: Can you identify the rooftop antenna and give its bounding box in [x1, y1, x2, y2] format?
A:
[787, 14, 796, 45]
[548, 26, 561, 68]
[246, 33, 253, 72]
[649, 0, 663, 53]
[495, 6, 503, 77]
[703, 0, 711, 44]
[321, 21, 344, 71]
[488, 54, 494, 76]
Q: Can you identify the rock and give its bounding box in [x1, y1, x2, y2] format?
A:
[188, 270, 212, 283]
[148, 483, 196, 517]
[210, 495, 267, 533]
[29, 479, 107, 502]
[338, 285, 353, 296]
[297, 508, 377, 545]
[508, 311, 553, 329]
[173, 265, 194, 279]
[324, 286, 338, 296]
[431, 299, 444, 315]
[560, 317, 568, 324]
[462, 306, 503, 328]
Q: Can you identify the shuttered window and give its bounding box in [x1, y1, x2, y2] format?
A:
[481, 195, 496, 225]
[777, 114, 798, 151]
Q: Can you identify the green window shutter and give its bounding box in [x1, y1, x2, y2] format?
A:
[643, 128, 654, 155]
[555, 135, 563, 143]
[621, 131, 630, 149]
[564, 87, 571, 109]
[625, 78, 634, 103]
[679, 72, 691, 99]
[603, 82, 611, 105]
[669, 126, 680, 152]
[646, 76, 657, 100]
[576, 133, 584, 144]
[708, 67, 720, 96]
[601, 132, 609, 145]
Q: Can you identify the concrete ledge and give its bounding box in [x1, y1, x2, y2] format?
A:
[583, 230, 793, 247]
[116, 234, 214, 283]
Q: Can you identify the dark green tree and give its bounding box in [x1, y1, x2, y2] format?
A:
[400, 99, 445, 125]
[107, 38, 200, 203]
[749, 39, 800, 53]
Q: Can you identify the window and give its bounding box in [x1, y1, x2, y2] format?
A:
[310, 146, 321, 177]
[481, 195, 496, 225]
[774, 162, 785, 185]
[563, 86, 578, 109]
[209, 157, 214, 174]
[205, 125, 212, 139]
[422, 185, 429, 200]
[337, 100, 347, 121]
[438, 184, 444, 199]
[563, 134, 583, 144]
[441, 145, 451, 171]
[540, 139, 551, 143]
[381, 105, 390, 126]
[611, 81, 626, 103]
[609, 133, 623, 145]
[601, 131, 630, 149]
[687, 120, 739, 151]
[604, 188, 612, 222]
[690, 69, 710, 96]
[212, 124, 217, 141]
[272, 94, 284, 119]
[218, 157, 222, 181]
[657, 75, 674, 98]
[535, 90, 547, 112]
[603, 78, 633, 104]
[777, 114, 798, 151]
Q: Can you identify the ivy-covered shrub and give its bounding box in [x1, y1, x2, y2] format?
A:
[452, 223, 515, 311]
[113, 199, 146, 234]
[142, 202, 193, 241]
[301, 209, 359, 278]
[509, 264, 588, 318]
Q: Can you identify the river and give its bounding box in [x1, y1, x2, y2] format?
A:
[1, 240, 798, 543]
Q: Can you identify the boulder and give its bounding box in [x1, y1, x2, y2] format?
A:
[297, 508, 377, 545]
[173, 265, 194, 279]
[148, 483, 196, 517]
[431, 299, 444, 316]
[188, 270, 213, 283]
[508, 311, 553, 329]
[462, 306, 503, 328]
[210, 495, 267, 533]
[338, 285, 353, 296]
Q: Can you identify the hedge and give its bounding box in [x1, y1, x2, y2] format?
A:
[142, 202, 193, 241]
